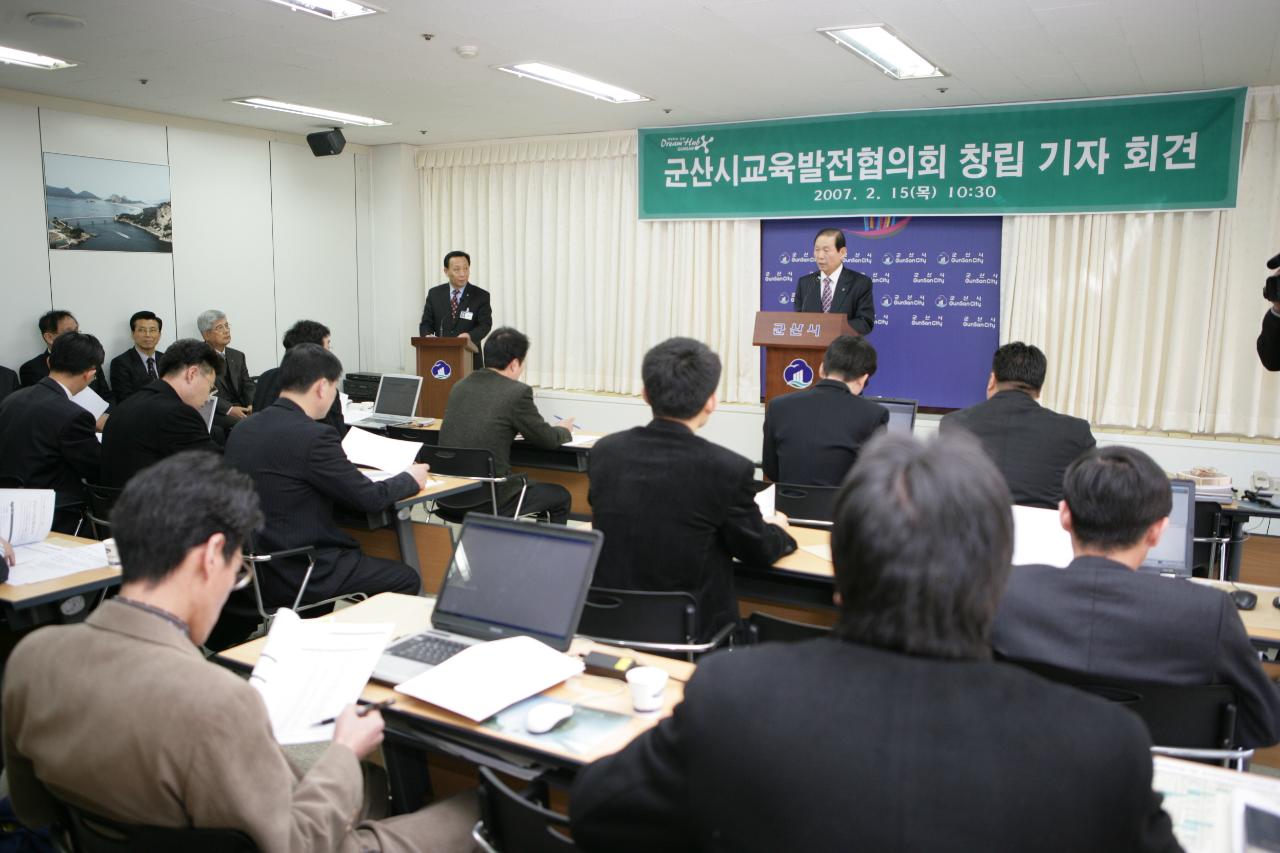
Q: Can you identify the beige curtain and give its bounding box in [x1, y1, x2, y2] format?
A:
[417, 131, 762, 403]
[1002, 86, 1280, 436]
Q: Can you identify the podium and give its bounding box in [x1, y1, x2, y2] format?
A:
[411, 336, 475, 419]
[753, 312, 856, 403]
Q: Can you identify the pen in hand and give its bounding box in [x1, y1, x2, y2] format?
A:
[312, 698, 395, 728]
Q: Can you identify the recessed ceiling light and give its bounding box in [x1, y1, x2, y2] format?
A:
[26, 12, 86, 30]
[496, 62, 650, 104]
[261, 0, 381, 21]
[0, 43, 76, 70]
[819, 25, 945, 80]
[229, 97, 390, 127]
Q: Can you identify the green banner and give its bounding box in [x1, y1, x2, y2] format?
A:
[638, 89, 1245, 219]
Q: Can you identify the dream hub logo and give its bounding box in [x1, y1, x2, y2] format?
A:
[430, 360, 452, 380]
[784, 358, 814, 389]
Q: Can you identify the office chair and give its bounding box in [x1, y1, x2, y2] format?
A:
[773, 484, 840, 528]
[576, 587, 734, 661]
[80, 481, 123, 541]
[746, 611, 832, 644]
[240, 544, 366, 635]
[472, 767, 579, 853]
[54, 798, 257, 852]
[1000, 656, 1253, 770]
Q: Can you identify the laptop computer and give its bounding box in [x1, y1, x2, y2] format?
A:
[359, 374, 423, 427]
[1138, 478, 1196, 577]
[371, 514, 604, 684]
[865, 396, 918, 435]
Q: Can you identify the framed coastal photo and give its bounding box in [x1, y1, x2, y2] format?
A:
[43, 153, 173, 253]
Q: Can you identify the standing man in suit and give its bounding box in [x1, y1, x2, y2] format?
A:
[792, 228, 875, 335]
[224, 344, 429, 619]
[3, 451, 479, 852]
[439, 327, 575, 524]
[19, 310, 113, 430]
[108, 310, 165, 404]
[419, 250, 493, 371]
[992, 445, 1280, 748]
[589, 338, 796, 641]
[0, 332, 104, 531]
[762, 335, 889, 485]
[101, 339, 221, 488]
[197, 309, 254, 432]
[940, 342, 1095, 508]
[253, 319, 346, 436]
[570, 432, 1180, 853]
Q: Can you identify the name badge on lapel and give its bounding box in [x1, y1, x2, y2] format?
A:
[459, 309, 474, 321]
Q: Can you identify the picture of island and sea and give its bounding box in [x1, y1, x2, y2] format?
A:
[43, 152, 173, 253]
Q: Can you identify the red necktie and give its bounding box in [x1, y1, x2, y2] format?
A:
[451, 288, 461, 321]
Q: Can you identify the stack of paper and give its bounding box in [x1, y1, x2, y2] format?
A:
[1, 490, 55, 548]
[342, 427, 421, 477]
[394, 635, 585, 722]
[8, 541, 109, 585]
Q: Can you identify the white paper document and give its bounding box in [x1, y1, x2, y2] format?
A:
[1011, 504, 1074, 567]
[0, 489, 55, 547]
[564, 433, 601, 448]
[394, 635, 585, 722]
[197, 397, 217, 432]
[7, 541, 109, 585]
[341, 427, 421, 476]
[754, 484, 776, 519]
[800, 542, 832, 561]
[248, 609, 395, 744]
[1153, 756, 1280, 853]
[71, 385, 110, 420]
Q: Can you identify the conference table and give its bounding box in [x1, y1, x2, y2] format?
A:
[0, 532, 119, 631]
[214, 592, 692, 813]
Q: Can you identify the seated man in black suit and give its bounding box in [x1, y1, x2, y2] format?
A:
[940, 341, 1095, 508]
[0, 332, 104, 532]
[439, 327, 574, 524]
[19, 310, 114, 430]
[419, 250, 493, 371]
[792, 227, 874, 335]
[992, 445, 1280, 748]
[197, 308, 254, 432]
[253, 320, 345, 436]
[101, 339, 221, 488]
[0, 365, 18, 407]
[571, 432, 1180, 853]
[108, 310, 165, 404]
[762, 334, 889, 485]
[589, 338, 796, 641]
[223, 344, 428, 621]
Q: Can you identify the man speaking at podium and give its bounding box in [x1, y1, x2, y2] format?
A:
[792, 228, 875, 335]
[419, 250, 493, 370]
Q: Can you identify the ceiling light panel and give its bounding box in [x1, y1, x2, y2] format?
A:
[229, 97, 390, 126]
[0, 44, 76, 70]
[497, 62, 650, 104]
[263, 0, 381, 21]
[819, 25, 945, 80]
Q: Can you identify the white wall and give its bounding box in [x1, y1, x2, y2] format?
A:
[0, 96, 369, 381]
[367, 143, 425, 374]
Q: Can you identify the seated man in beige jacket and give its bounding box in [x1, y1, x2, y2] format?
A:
[2, 450, 477, 853]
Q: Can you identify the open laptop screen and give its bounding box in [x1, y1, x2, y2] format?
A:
[1139, 479, 1195, 576]
[374, 374, 422, 417]
[432, 515, 602, 649]
[865, 396, 917, 435]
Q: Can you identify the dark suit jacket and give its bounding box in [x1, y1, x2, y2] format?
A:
[19, 351, 114, 410]
[438, 369, 570, 505]
[214, 347, 255, 415]
[570, 638, 1179, 853]
[108, 347, 163, 405]
[588, 420, 796, 639]
[940, 389, 1095, 508]
[100, 380, 219, 488]
[793, 267, 875, 335]
[0, 366, 18, 407]
[224, 399, 418, 602]
[992, 556, 1280, 748]
[252, 367, 346, 436]
[0, 378, 100, 502]
[1259, 309, 1280, 371]
[762, 379, 889, 485]
[418, 283, 493, 370]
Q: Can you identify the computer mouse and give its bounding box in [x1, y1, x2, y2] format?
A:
[1231, 589, 1257, 611]
[525, 702, 574, 734]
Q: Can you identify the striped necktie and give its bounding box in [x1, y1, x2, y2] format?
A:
[451, 288, 462, 320]
[821, 276, 833, 313]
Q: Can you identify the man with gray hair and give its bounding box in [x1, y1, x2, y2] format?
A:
[198, 309, 254, 430]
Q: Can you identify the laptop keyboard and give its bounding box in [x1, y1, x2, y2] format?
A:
[363, 414, 410, 425]
[387, 634, 470, 666]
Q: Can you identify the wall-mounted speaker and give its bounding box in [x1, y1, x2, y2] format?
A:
[306, 128, 346, 157]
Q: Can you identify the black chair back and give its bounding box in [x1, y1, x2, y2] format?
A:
[416, 445, 504, 514]
[81, 481, 124, 540]
[1002, 657, 1238, 749]
[773, 483, 839, 528]
[57, 800, 257, 853]
[474, 767, 578, 853]
[747, 611, 832, 644]
[577, 587, 697, 647]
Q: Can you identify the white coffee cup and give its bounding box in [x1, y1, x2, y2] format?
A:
[102, 538, 121, 568]
[626, 666, 669, 713]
